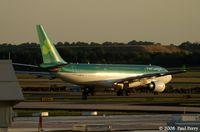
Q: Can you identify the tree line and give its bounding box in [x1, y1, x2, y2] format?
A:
[0, 41, 199, 67]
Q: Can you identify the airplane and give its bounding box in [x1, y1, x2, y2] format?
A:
[15, 25, 186, 99]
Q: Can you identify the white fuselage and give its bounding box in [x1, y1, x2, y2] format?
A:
[56, 72, 172, 88]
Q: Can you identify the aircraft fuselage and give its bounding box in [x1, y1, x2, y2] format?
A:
[55, 63, 172, 88]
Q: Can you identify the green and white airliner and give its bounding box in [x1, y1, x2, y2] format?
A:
[17, 25, 185, 99]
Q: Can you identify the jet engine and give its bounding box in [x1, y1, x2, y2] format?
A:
[149, 81, 165, 92]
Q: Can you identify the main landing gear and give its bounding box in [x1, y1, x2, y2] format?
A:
[116, 83, 130, 96]
[116, 88, 130, 96]
[81, 87, 95, 100]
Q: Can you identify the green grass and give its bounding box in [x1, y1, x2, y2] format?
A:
[171, 77, 200, 83]
[173, 71, 200, 77]
[15, 109, 81, 116]
[77, 97, 179, 103]
[24, 96, 197, 103]
[170, 71, 200, 89]
[14, 109, 140, 117]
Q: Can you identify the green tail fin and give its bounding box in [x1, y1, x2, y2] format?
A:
[36, 25, 66, 67]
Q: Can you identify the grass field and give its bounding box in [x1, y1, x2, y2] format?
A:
[14, 109, 144, 117]
[169, 70, 200, 89]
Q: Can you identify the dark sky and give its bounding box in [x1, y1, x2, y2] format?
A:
[0, 0, 200, 44]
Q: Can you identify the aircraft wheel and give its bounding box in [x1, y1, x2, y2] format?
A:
[123, 83, 130, 96]
[89, 87, 95, 96]
[117, 90, 121, 96]
[82, 88, 88, 100]
[124, 89, 130, 96]
[117, 89, 124, 96]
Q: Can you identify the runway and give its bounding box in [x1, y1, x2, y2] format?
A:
[12, 114, 170, 131]
[14, 101, 200, 113]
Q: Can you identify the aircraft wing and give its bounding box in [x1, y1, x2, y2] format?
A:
[13, 63, 57, 79]
[15, 70, 57, 79]
[12, 62, 45, 70]
[12, 63, 39, 68]
[16, 70, 50, 76]
[115, 70, 186, 84]
[13, 62, 69, 69]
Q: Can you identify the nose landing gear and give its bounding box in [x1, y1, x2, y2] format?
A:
[81, 87, 95, 100]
